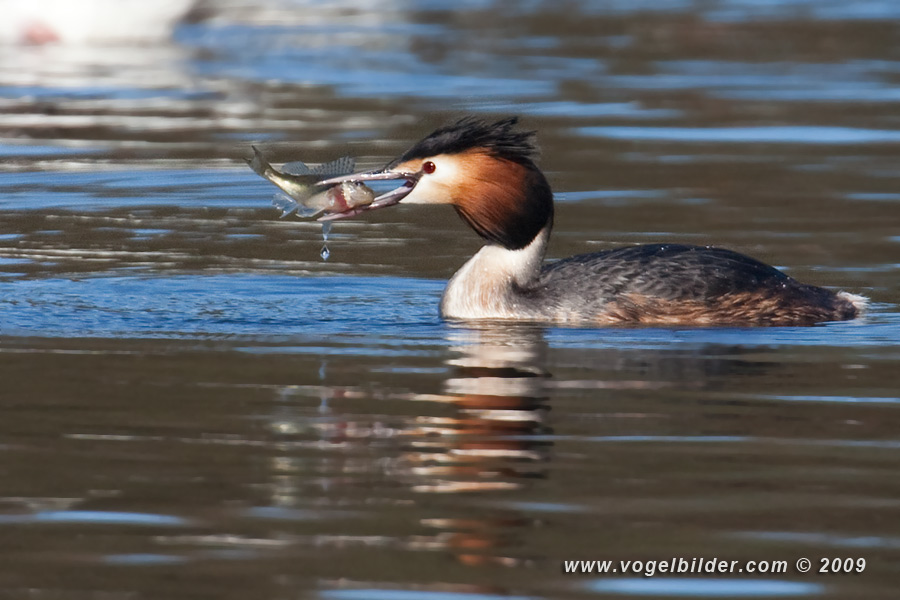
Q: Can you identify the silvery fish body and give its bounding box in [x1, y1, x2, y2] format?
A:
[246, 146, 374, 218]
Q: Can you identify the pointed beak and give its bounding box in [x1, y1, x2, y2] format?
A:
[316, 169, 420, 221]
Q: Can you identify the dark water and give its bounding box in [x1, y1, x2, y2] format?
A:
[1, 1, 899, 599]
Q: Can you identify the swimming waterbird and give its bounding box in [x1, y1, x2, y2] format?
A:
[317, 117, 866, 326]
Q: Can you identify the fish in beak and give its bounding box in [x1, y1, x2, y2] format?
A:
[315, 169, 421, 221]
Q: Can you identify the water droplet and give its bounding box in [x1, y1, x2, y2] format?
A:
[319, 222, 333, 260]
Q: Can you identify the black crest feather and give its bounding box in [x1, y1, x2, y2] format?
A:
[389, 116, 538, 167]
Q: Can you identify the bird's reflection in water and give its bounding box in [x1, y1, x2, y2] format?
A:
[262, 323, 553, 569]
[409, 323, 552, 568]
[408, 323, 551, 495]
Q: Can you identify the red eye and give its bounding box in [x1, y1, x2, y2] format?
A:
[422, 161, 436, 174]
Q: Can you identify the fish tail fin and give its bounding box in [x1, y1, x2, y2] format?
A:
[246, 145, 271, 178]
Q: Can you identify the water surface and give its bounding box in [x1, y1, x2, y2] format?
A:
[1, 1, 899, 599]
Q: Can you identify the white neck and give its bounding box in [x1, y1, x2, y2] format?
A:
[440, 225, 550, 320]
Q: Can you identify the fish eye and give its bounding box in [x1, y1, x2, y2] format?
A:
[422, 161, 436, 174]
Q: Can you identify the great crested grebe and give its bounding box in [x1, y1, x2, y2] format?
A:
[319, 117, 866, 326]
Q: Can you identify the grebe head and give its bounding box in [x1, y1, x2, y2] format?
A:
[320, 117, 554, 250]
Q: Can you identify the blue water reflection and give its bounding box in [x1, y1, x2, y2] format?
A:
[585, 577, 824, 597]
[103, 553, 187, 565]
[0, 510, 188, 526]
[0, 169, 260, 210]
[579, 126, 900, 144]
[0, 274, 443, 338]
